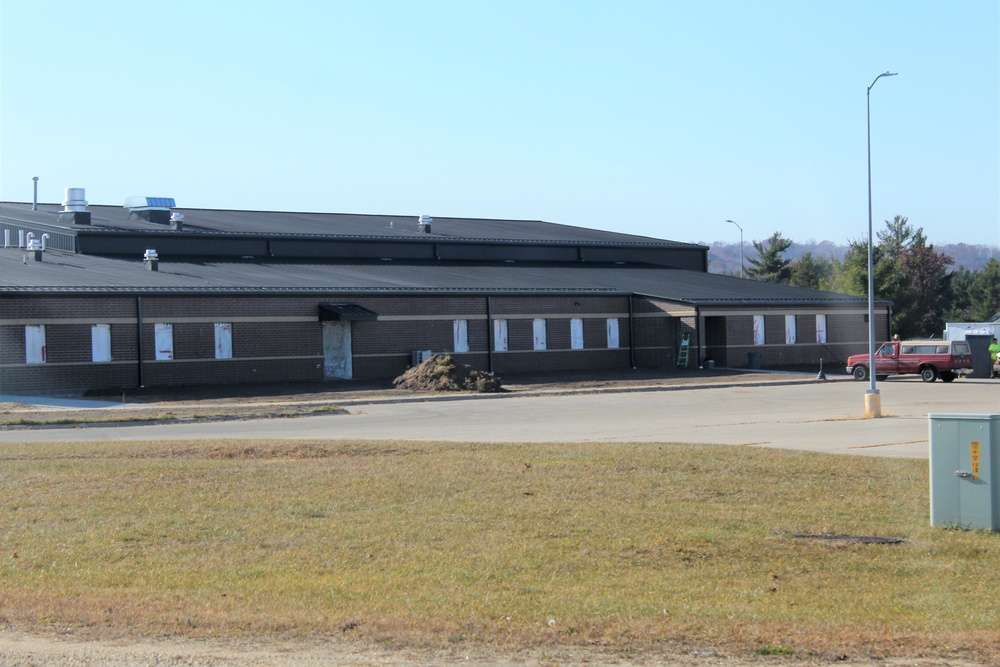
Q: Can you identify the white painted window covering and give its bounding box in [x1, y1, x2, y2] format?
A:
[753, 315, 765, 346]
[214, 322, 233, 359]
[533, 319, 547, 350]
[785, 315, 797, 345]
[453, 319, 469, 353]
[154, 322, 174, 360]
[570, 318, 584, 350]
[493, 319, 508, 352]
[816, 314, 827, 344]
[607, 318, 620, 349]
[91, 324, 112, 362]
[25, 325, 46, 364]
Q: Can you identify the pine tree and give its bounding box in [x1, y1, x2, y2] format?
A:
[746, 232, 793, 283]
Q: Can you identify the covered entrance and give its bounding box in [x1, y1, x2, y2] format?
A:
[318, 304, 379, 380]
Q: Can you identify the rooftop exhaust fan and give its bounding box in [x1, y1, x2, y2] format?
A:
[58, 187, 91, 225]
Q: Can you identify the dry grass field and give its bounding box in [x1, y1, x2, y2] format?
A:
[1, 436, 999, 665]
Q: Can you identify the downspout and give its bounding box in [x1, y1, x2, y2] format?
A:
[136, 296, 144, 388]
[695, 305, 702, 368]
[486, 296, 494, 374]
[628, 295, 637, 369]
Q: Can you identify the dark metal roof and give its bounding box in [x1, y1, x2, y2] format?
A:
[0, 201, 704, 248]
[0, 248, 876, 307]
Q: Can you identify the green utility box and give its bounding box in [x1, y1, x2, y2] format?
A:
[929, 414, 1000, 530]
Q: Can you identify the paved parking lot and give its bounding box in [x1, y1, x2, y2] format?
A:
[4, 375, 998, 458]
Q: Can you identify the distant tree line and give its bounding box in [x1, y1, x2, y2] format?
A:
[740, 216, 1000, 339]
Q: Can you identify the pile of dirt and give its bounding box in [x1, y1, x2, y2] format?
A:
[393, 354, 502, 393]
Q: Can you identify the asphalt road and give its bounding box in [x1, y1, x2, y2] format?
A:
[4, 375, 999, 458]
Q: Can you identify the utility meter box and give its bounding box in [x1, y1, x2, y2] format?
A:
[929, 414, 1000, 530]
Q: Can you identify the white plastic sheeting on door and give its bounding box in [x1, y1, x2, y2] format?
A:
[214, 322, 233, 359]
[533, 319, 547, 350]
[91, 324, 111, 362]
[570, 318, 584, 350]
[785, 315, 797, 345]
[815, 314, 827, 344]
[453, 319, 469, 353]
[154, 323, 174, 360]
[493, 319, 508, 351]
[753, 315, 765, 345]
[25, 325, 45, 364]
[607, 318, 620, 349]
[323, 321, 352, 379]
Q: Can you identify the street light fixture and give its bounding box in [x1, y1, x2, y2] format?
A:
[865, 71, 897, 419]
[725, 219, 744, 279]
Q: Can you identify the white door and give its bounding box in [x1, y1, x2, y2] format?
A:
[91, 324, 112, 362]
[606, 318, 620, 349]
[533, 319, 547, 350]
[215, 322, 233, 359]
[453, 319, 469, 353]
[493, 319, 508, 352]
[154, 323, 174, 360]
[570, 318, 584, 350]
[323, 321, 352, 379]
[25, 325, 46, 364]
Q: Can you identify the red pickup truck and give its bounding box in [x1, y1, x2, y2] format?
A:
[846, 339, 973, 383]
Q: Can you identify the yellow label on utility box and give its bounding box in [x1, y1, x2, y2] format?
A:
[972, 441, 981, 477]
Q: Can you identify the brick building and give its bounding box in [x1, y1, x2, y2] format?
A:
[0, 192, 888, 395]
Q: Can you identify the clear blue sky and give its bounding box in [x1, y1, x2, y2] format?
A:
[1, 1, 997, 247]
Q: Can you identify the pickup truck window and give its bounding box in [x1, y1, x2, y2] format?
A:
[901, 346, 914, 354]
[914, 345, 936, 354]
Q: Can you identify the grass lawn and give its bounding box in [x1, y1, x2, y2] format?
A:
[1, 438, 998, 663]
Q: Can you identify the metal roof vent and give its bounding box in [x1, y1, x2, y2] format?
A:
[125, 196, 177, 225]
[417, 214, 432, 234]
[143, 248, 159, 271]
[58, 187, 91, 225]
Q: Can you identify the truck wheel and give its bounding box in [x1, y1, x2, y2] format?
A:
[921, 367, 938, 383]
[853, 366, 869, 381]
[940, 372, 955, 383]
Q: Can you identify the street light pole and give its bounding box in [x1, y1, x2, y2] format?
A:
[725, 219, 744, 279]
[865, 71, 897, 419]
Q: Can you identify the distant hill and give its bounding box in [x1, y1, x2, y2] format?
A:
[701, 241, 1000, 276]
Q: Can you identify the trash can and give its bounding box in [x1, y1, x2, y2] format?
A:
[929, 413, 1000, 530]
[747, 352, 761, 370]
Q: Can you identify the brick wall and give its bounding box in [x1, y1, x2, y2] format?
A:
[0, 292, 882, 394]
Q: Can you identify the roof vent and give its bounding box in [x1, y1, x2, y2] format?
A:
[125, 196, 177, 225]
[417, 214, 432, 234]
[143, 248, 159, 271]
[58, 187, 91, 225]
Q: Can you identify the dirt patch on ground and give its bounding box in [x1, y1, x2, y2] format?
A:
[392, 354, 502, 392]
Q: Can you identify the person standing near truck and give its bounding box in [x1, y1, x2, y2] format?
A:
[990, 338, 1000, 378]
